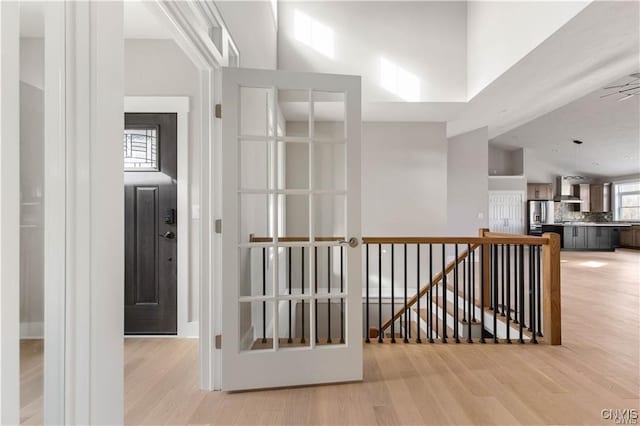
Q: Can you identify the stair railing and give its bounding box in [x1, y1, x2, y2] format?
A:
[363, 228, 561, 345]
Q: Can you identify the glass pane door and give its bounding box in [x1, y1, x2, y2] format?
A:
[221, 68, 361, 391]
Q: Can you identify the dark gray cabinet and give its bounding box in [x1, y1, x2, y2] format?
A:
[563, 225, 617, 251]
[564, 226, 587, 249]
[587, 227, 611, 250]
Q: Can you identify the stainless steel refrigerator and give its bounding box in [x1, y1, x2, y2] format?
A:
[528, 200, 551, 236]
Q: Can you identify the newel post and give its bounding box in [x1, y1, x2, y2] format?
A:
[542, 232, 562, 344]
[479, 228, 491, 308]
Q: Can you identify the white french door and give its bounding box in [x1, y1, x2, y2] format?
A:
[220, 68, 362, 391]
[489, 191, 525, 234]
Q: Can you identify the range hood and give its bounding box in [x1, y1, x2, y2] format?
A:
[554, 176, 582, 203]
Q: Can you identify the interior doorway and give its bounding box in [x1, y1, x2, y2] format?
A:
[124, 113, 178, 334]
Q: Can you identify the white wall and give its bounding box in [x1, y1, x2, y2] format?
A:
[447, 127, 489, 237]
[216, 1, 277, 69]
[467, 1, 591, 99]
[362, 122, 448, 236]
[278, 2, 467, 102]
[124, 39, 200, 325]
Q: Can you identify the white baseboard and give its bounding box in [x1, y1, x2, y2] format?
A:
[179, 320, 199, 338]
[20, 321, 43, 339]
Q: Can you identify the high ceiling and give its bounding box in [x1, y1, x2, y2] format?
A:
[491, 74, 640, 179]
[276, 1, 639, 143]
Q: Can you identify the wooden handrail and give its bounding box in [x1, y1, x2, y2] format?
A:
[248, 235, 550, 245]
[363, 236, 548, 245]
[379, 244, 479, 333]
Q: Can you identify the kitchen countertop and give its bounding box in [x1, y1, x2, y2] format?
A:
[549, 223, 636, 227]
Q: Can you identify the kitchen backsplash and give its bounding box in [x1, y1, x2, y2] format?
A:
[554, 202, 613, 223]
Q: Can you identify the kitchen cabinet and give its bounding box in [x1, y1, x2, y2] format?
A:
[589, 183, 611, 213]
[587, 227, 611, 250]
[527, 183, 553, 200]
[563, 225, 619, 251]
[621, 225, 640, 248]
[573, 184, 591, 212]
[564, 226, 587, 250]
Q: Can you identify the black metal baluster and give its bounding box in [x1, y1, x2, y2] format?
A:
[391, 244, 396, 343]
[327, 246, 332, 344]
[472, 249, 476, 322]
[416, 244, 422, 344]
[441, 244, 447, 343]
[501, 244, 506, 316]
[378, 244, 383, 343]
[463, 248, 467, 323]
[429, 244, 434, 343]
[301, 247, 305, 344]
[404, 244, 409, 343]
[454, 244, 460, 343]
[531, 245, 538, 344]
[506, 244, 511, 344]
[315, 247, 319, 344]
[262, 247, 267, 344]
[467, 244, 473, 343]
[480, 244, 486, 344]
[364, 244, 371, 343]
[518, 244, 525, 343]
[288, 247, 292, 344]
[340, 246, 345, 344]
[528, 245, 534, 333]
[536, 245, 543, 337]
[490, 245, 494, 311]
[513, 245, 518, 324]
[493, 245, 499, 343]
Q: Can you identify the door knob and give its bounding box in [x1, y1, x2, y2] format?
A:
[159, 231, 175, 240]
[338, 237, 359, 248]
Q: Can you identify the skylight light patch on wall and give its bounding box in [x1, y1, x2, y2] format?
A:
[294, 10, 334, 59]
[379, 57, 420, 102]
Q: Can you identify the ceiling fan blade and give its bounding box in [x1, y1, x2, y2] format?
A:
[618, 85, 640, 93]
[600, 91, 621, 98]
[630, 72, 640, 79]
[618, 93, 638, 101]
[604, 78, 640, 90]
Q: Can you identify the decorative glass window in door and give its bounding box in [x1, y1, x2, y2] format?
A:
[123, 127, 158, 171]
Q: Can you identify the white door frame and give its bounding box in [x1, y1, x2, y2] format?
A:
[0, 2, 21, 424]
[145, 0, 239, 391]
[1, 2, 67, 423]
[124, 96, 197, 338]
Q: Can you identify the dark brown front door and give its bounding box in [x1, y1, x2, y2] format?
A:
[124, 113, 177, 334]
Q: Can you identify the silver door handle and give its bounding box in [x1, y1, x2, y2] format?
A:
[338, 237, 359, 248]
[159, 231, 176, 240]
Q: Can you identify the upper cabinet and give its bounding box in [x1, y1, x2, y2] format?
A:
[569, 183, 611, 212]
[589, 183, 611, 213]
[527, 183, 553, 200]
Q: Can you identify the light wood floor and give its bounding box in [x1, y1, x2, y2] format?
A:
[21, 249, 640, 425]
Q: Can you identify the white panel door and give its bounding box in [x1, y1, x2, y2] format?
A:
[489, 191, 525, 234]
[221, 68, 362, 391]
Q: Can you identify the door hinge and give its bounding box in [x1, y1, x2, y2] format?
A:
[215, 219, 222, 234]
[215, 104, 222, 119]
[215, 334, 222, 349]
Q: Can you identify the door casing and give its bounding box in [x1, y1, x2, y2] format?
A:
[124, 97, 196, 337]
